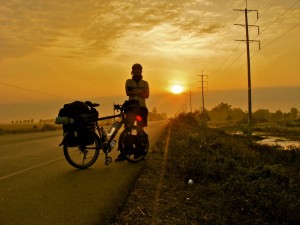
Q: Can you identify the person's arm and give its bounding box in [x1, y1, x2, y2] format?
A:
[125, 80, 149, 98]
[139, 85, 149, 98]
[126, 86, 143, 97]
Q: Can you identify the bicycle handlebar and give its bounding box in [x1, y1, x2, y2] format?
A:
[86, 100, 124, 112]
[113, 104, 124, 112]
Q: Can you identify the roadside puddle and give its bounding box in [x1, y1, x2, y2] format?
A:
[256, 136, 300, 150]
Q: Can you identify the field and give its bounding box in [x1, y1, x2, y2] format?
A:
[112, 113, 300, 225]
[0, 123, 59, 135]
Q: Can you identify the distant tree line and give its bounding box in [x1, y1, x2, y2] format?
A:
[204, 102, 299, 124]
[11, 118, 55, 124]
[11, 119, 35, 124]
[148, 107, 168, 121]
[9, 108, 167, 125]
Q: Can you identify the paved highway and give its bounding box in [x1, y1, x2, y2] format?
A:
[0, 120, 168, 225]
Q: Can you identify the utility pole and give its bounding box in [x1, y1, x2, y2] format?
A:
[197, 71, 208, 113]
[189, 89, 192, 112]
[234, 5, 260, 141]
[184, 90, 193, 113]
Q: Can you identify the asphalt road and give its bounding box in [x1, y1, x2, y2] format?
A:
[0, 120, 168, 225]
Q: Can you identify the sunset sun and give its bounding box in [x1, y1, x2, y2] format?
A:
[171, 85, 184, 94]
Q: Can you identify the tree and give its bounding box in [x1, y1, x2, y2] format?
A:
[230, 108, 246, 123]
[209, 102, 232, 122]
[272, 110, 283, 121]
[152, 107, 158, 115]
[253, 109, 270, 123]
[211, 102, 232, 113]
[290, 108, 299, 120]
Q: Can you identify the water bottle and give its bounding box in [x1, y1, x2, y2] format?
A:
[107, 121, 119, 137]
[107, 126, 115, 137]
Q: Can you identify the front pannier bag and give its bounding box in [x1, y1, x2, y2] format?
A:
[55, 101, 96, 146]
[123, 100, 139, 114]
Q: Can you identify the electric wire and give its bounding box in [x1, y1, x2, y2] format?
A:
[203, 13, 244, 72]
[209, 0, 299, 89]
[218, 21, 299, 86]
[210, 42, 242, 78]
[252, 22, 299, 58]
[259, 0, 279, 19]
[210, 48, 246, 88]
[0, 81, 73, 100]
[259, 0, 299, 35]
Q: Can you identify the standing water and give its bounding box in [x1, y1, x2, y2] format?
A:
[256, 136, 300, 150]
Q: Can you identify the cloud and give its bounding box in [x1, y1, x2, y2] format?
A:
[1, 0, 298, 64]
[0, 0, 230, 62]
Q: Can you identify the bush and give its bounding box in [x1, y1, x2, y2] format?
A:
[168, 113, 300, 224]
[41, 124, 56, 132]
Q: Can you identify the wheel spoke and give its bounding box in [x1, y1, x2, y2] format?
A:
[63, 138, 100, 169]
[120, 126, 149, 163]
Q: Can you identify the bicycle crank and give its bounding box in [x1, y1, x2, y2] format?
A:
[105, 156, 112, 165]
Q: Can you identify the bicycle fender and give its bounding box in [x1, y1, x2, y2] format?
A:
[59, 132, 69, 146]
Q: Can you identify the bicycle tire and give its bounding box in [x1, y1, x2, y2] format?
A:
[63, 134, 100, 169]
[119, 126, 149, 163]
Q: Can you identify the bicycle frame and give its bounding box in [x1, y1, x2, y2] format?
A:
[59, 101, 149, 168]
[96, 112, 125, 149]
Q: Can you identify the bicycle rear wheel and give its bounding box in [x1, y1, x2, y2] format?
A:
[119, 126, 149, 163]
[63, 136, 100, 169]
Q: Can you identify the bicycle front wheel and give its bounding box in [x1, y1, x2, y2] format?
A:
[63, 136, 100, 169]
[119, 126, 149, 163]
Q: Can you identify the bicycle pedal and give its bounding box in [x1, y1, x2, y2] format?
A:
[105, 156, 112, 165]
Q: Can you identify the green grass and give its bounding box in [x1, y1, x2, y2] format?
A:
[168, 113, 300, 224]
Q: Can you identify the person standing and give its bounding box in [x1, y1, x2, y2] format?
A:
[125, 63, 149, 128]
[115, 63, 150, 161]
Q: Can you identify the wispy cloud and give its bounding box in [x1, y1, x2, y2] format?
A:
[0, 0, 232, 62]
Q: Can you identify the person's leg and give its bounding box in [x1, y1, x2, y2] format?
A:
[137, 107, 148, 128]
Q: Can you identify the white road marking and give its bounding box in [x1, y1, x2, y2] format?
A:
[0, 156, 65, 181]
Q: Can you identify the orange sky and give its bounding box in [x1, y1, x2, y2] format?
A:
[0, 0, 299, 122]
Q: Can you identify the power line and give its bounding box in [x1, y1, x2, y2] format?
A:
[0, 103, 33, 107]
[259, 0, 279, 18]
[248, 21, 299, 60]
[261, 22, 300, 50]
[259, 0, 300, 35]
[210, 0, 297, 87]
[229, 3, 299, 74]
[203, 1, 280, 89]
[210, 42, 242, 78]
[210, 48, 246, 88]
[217, 18, 299, 84]
[202, 0, 245, 68]
[203, 12, 245, 71]
[0, 81, 73, 100]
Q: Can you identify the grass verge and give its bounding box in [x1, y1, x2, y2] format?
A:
[112, 113, 300, 225]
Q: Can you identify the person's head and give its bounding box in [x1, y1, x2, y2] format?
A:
[131, 63, 143, 81]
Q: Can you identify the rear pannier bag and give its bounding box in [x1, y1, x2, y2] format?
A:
[55, 101, 96, 146]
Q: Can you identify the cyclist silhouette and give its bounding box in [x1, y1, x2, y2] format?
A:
[115, 63, 150, 161]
